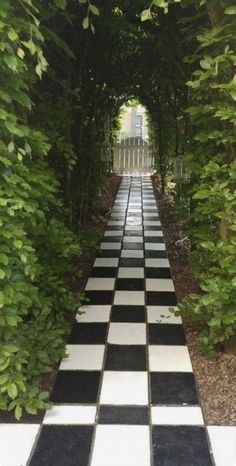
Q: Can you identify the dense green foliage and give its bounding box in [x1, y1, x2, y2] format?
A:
[178, 1, 236, 355]
[0, 0, 235, 419]
[0, 0, 85, 419]
[149, 0, 236, 354]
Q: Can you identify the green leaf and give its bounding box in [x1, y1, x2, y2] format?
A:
[230, 89, 236, 101]
[54, 0, 67, 8]
[141, 9, 152, 21]
[35, 63, 42, 78]
[7, 29, 18, 41]
[0, 253, 8, 265]
[200, 241, 215, 250]
[153, 0, 168, 7]
[13, 240, 22, 249]
[0, 269, 6, 280]
[15, 405, 22, 421]
[200, 58, 212, 70]
[8, 141, 15, 152]
[231, 277, 236, 287]
[38, 391, 49, 401]
[17, 48, 25, 59]
[225, 6, 236, 15]
[193, 190, 209, 199]
[82, 17, 89, 29]
[209, 316, 221, 327]
[7, 383, 17, 399]
[0, 374, 10, 385]
[90, 4, 99, 15]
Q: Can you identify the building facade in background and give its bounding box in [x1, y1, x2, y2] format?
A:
[119, 104, 148, 140]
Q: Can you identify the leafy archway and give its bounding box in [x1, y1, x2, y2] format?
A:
[0, 0, 235, 417]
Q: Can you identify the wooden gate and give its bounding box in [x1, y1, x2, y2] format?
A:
[113, 137, 154, 174]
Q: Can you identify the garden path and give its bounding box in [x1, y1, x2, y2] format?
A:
[1, 176, 235, 466]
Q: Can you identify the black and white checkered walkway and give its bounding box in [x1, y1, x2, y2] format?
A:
[1, 176, 235, 466]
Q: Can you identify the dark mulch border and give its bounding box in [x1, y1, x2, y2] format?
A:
[152, 177, 236, 426]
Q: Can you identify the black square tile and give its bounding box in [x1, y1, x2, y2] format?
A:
[90, 267, 117, 277]
[105, 345, 146, 371]
[101, 236, 123, 243]
[111, 305, 145, 322]
[99, 250, 120, 258]
[122, 242, 143, 250]
[152, 426, 213, 466]
[144, 226, 162, 231]
[29, 426, 94, 466]
[98, 407, 149, 425]
[106, 225, 124, 231]
[85, 291, 113, 305]
[150, 372, 199, 405]
[148, 324, 186, 345]
[145, 250, 167, 258]
[51, 371, 101, 403]
[111, 208, 126, 213]
[144, 237, 164, 243]
[68, 323, 108, 344]
[143, 216, 159, 221]
[119, 258, 145, 267]
[116, 278, 145, 291]
[145, 268, 171, 279]
[124, 230, 143, 237]
[147, 292, 177, 306]
[110, 215, 126, 220]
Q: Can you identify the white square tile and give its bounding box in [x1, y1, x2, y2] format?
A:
[100, 242, 121, 250]
[207, 426, 236, 466]
[151, 407, 204, 425]
[145, 243, 166, 251]
[100, 372, 148, 405]
[143, 206, 157, 211]
[126, 221, 142, 227]
[143, 213, 159, 218]
[60, 345, 105, 370]
[125, 225, 143, 231]
[144, 231, 163, 237]
[144, 221, 161, 226]
[127, 208, 142, 213]
[104, 231, 123, 237]
[91, 425, 150, 466]
[43, 405, 96, 424]
[85, 278, 115, 291]
[118, 267, 144, 278]
[108, 323, 146, 344]
[147, 306, 182, 324]
[149, 345, 193, 372]
[0, 424, 40, 466]
[76, 305, 111, 322]
[146, 279, 175, 292]
[94, 258, 119, 267]
[145, 259, 170, 268]
[121, 250, 144, 258]
[114, 291, 145, 305]
[123, 236, 143, 243]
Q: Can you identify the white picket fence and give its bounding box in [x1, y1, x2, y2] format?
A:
[113, 137, 154, 174]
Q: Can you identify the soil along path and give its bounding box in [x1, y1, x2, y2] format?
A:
[1, 176, 235, 466]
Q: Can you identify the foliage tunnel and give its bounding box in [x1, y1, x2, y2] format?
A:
[0, 0, 235, 418]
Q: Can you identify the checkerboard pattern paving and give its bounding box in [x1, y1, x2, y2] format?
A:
[1, 176, 235, 466]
